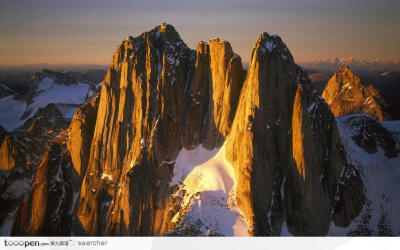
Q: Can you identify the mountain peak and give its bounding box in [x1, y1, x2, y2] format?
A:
[110, 23, 192, 75]
[336, 65, 356, 78]
[152, 23, 181, 38]
[338, 64, 350, 70]
[252, 32, 293, 63]
[322, 66, 388, 120]
[158, 22, 173, 30]
[121, 23, 185, 49]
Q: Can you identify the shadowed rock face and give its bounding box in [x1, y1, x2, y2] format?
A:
[9, 24, 367, 236]
[322, 66, 388, 121]
[11, 143, 74, 236]
[0, 115, 70, 229]
[67, 94, 99, 180]
[342, 115, 398, 158]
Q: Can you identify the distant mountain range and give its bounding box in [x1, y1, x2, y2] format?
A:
[0, 68, 106, 96]
[300, 57, 400, 76]
[0, 64, 108, 73]
[0, 69, 102, 132]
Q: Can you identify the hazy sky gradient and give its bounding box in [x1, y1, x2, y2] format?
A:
[1, 0, 399, 65]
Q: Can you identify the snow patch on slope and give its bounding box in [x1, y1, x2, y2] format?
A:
[328, 115, 400, 235]
[280, 222, 292, 236]
[0, 208, 17, 235]
[381, 120, 400, 133]
[0, 96, 27, 131]
[170, 144, 249, 236]
[0, 77, 90, 131]
[101, 173, 113, 181]
[171, 146, 219, 187]
[36, 77, 54, 91]
[381, 120, 400, 148]
[0, 179, 30, 200]
[28, 78, 89, 115]
[55, 104, 79, 120]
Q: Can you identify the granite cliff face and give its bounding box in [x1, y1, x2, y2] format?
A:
[11, 142, 74, 236]
[67, 94, 99, 181]
[224, 34, 364, 235]
[5, 24, 395, 236]
[76, 24, 244, 235]
[0, 129, 19, 171]
[0, 116, 68, 231]
[322, 66, 388, 121]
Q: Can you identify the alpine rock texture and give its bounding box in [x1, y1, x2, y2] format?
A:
[1, 24, 399, 236]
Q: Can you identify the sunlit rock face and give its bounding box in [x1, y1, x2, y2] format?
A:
[0, 130, 18, 171]
[7, 24, 371, 236]
[225, 33, 364, 235]
[75, 23, 244, 235]
[322, 66, 388, 121]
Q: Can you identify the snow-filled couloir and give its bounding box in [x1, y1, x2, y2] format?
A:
[169, 144, 249, 236]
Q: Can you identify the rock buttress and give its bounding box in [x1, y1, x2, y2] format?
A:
[76, 24, 244, 235]
[67, 94, 100, 182]
[11, 143, 74, 236]
[225, 33, 364, 235]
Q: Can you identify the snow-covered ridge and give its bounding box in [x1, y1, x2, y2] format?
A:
[0, 96, 27, 131]
[170, 146, 219, 187]
[381, 120, 400, 133]
[169, 144, 249, 236]
[0, 76, 93, 132]
[381, 120, 400, 157]
[0, 83, 17, 97]
[328, 115, 400, 235]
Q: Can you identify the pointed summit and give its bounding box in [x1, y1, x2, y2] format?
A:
[322, 65, 388, 120]
[152, 23, 182, 40]
[251, 32, 294, 64]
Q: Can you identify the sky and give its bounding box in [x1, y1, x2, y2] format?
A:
[0, 0, 399, 66]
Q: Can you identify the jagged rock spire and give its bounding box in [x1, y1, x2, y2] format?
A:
[225, 33, 364, 235]
[322, 65, 388, 120]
